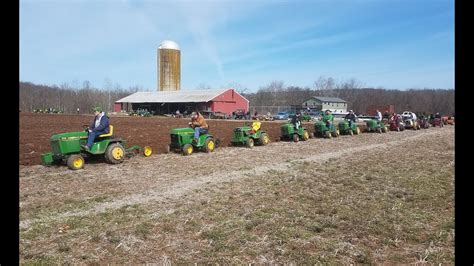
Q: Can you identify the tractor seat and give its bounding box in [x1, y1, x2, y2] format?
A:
[99, 125, 113, 138]
[251, 121, 261, 132]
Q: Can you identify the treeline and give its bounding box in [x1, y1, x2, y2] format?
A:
[20, 77, 454, 115]
[19, 81, 141, 113]
[243, 78, 454, 115]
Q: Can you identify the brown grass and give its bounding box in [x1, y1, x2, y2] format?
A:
[20, 126, 454, 264]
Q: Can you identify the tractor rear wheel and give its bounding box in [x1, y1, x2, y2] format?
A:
[302, 130, 309, 141]
[182, 144, 193, 155]
[67, 154, 84, 170]
[293, 133, 299, 142]
[260, 133, 270, 145]
[204, 138, 216, 152]
[246, 138, 254, 148]
[105, 143, 125, 164]
[143, 146, 152, 157]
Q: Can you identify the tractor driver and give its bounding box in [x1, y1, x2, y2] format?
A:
[82, 106, 109, 151]
[291, 111, 302, 130]
[189, 111, 209, 143]
[322, 109, 334, 127]
[376, 109, 382, 121]
[345, 110, 357, 127]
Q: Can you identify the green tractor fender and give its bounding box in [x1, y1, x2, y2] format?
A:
[87, 138, 123, 155]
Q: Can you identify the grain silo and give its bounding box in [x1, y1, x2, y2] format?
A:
[158, 40, 181, 91]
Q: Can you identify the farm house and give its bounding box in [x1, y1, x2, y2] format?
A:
[302, 96, 348, 113]
[115, 88, 249, 115]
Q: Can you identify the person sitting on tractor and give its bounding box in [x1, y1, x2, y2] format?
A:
[291, 111, 302, 130]
[322, 109, 334, 127]
[376, 109, 382, 121]
[248, 120, 261, 134]
[189, 111, 209, 143]
[390, 112, 401, 123]
[345, 110, 357, 127]
[82, 106, 110, 151]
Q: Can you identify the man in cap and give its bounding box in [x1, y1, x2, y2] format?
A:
[82, 106, 110, 151]
[189, 111, 209, 143]
[291, 110, 302, 130]
[345, 110, 357, 128]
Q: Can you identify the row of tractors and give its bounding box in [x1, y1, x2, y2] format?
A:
[40, 115, 449, 170]
[384, 113, 447, 132]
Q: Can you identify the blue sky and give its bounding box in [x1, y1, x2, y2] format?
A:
[20, 0, 454, 92]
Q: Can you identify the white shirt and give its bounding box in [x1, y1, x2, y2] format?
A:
[376, 111, 382, 121]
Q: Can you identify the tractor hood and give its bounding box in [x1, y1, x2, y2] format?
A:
[234, 126, 252, 131]
[170, 127, 194, 135]
[50, 131, 88, 141]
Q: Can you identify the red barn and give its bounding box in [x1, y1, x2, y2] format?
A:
[366, 105, 395, 116]
[115, 88, 249, 115]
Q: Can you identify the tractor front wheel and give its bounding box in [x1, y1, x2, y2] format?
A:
[302, 130, 310, 141]
[67, 154, 84, 170]
[105, 143, 125, 164]
[377, 128, 382, 133]
[325, 131, 332, 139]
[246, 138, 254, 148]
[182, 144, 193, 155]
[204, 138, 216, 153]
[348, 129, 354, 136]
[355, 127, 361, 135]
[293, 133, 299, 142]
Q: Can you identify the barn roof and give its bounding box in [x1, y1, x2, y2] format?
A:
[310, 96, 347, 103]
[116, 89, 230, 103]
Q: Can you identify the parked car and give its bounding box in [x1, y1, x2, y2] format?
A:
[274, 112, 289, 120]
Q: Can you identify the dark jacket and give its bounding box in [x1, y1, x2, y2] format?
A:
[345, 113, 357, 122]
[291, 114, 301, 125]
[90, 112, 110, 133]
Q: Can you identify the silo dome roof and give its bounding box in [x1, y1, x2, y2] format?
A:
[159, 40, 180, 50]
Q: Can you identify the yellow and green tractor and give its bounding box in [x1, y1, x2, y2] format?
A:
[40, 125, 152, 170]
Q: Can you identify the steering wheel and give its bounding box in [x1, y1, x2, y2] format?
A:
[82, 125, 90, 132]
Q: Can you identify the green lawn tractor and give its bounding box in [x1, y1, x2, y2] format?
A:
[40, 125, 152, 170]
[231, 123, 270, 148]
[280, 123, 312, 142]
[366, 119, 388, 133]
[168, 127, 219, 155]
[338, 120, 361, 136]
[314, 121, 340, 138]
